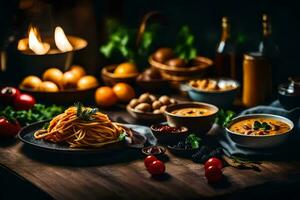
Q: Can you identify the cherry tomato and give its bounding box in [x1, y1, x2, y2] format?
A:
[0, 117, 21, 138]
[147, 160, 165, 175]
[0, 87, 20, 106]
[205, 165, 222, 183]
[144, 155, 158, 168]
[204, 157, 223, 171]
[14, 93, 36, 110]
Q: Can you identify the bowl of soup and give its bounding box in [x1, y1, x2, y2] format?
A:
[226, 114, 294, 149]
[165, 102, 218, 135]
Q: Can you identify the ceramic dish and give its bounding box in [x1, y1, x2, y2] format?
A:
[225, 114, 294, 149]
[150, 124, 188, 145]
[182, 78, 240, 108]
[164, 102, 218, 135]
[18, 120, 147, 154]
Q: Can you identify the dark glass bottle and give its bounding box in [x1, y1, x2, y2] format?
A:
[214, 17, 236, 79]
[258, 14, 279, 58]
[258, 14, 280, 99]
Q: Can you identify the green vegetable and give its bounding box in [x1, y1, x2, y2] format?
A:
[118, 131, 127, 141]
[215, 109, 236, 127]
[175, 25, 197, 61]
[186, 134, 202, 149]
[99, 21, 158, 64]
[253, 121, 271, 131]
[75, 102, 98, 121]
[0, 104, 64, 126]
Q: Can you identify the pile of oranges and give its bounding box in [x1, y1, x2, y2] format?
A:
[95, 83, 135, 107]
[20, 65, 98, 92]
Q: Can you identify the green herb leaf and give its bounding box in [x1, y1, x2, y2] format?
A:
[253, 121, 271, 131]
[175, 25, 198, 61]
[0, 104, 64, 126]
[75, 102, 99, 121]
[215, 109, 236, 127]
[253, 121, 261, 130]
[42, 122, 50, 130]
[186, 134, 202, 149]
[118, 131, 127, 141]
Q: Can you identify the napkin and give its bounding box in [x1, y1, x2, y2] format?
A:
[218, 100, 300, 157]
[124, 124, 157, 145]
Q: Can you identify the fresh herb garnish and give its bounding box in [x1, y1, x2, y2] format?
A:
[253, 121, 271, 131]
[186, 134, 202, 149]
[118, 131, 127, 141]
[75, 102, 98, 121]
[175, 25, 197, 61]
[0, 104, 64, 126]
[215, 109, 236, 127]
[42, 122, 50, 130]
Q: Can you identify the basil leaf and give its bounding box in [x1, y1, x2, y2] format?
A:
[118, 131, 127, 141]
[253, 121, 261, 130]
[186, 134, 202, 149]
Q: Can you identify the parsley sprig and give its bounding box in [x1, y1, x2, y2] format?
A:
[75, 102, 98, 121]
[253, 121, 271, 131]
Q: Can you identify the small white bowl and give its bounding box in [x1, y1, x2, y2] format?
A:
[225, 114, 294, 149]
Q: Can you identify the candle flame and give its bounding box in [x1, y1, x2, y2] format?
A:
[28, 26, 50, 55]
[54, 26, 73, 52]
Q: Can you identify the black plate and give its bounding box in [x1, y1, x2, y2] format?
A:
[18, 120, 148, 154]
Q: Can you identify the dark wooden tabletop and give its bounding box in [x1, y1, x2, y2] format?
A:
[1, 109, 300, 200]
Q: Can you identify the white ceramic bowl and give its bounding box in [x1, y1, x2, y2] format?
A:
[225, 114, 294, 149]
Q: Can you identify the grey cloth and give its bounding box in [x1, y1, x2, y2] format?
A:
[218, 100, 300, 157]
[125, 124, 157, 145]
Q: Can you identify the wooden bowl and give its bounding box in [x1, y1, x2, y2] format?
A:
[126, 105, 166, 122]
[149, 55, 213, 77]
[101, 65, 139, 86]
[19, 86, 98, 105]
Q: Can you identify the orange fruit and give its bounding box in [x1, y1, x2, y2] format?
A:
[114, 62, 137, 76]
[70, 65, 86, 79]
[42, 68, 63, 87]
[77, 76, 98, 90]
[20, 75, 42, 90]
[95, 86, 118, 107]
[113, 83, 135, 102]
[39, 81, 59, 92]
[62, 71, 80, 89]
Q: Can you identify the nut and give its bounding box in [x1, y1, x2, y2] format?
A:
[135, 103, 151, 112]
[138, 93, 152, 103]
[153, 109, 162, 114]
[159, 95, 171, 105]
[129, 98, 139, 108]
[160, 105, 167, 113]
[152, 101, 162, 110]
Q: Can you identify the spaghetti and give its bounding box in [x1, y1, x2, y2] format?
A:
[34, 105, 126, 148]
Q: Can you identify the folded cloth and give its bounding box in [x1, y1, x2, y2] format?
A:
[124, 124, 157, 146]
[218, 100, 300, 157]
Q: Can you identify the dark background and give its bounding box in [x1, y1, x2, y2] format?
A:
[0, 0, 298, 85]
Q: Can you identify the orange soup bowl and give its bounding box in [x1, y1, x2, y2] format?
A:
[164, 102, 218, 135]
[225, 114, 294, 149]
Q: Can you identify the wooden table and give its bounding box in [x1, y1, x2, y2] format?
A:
[1, 109, 300, 200]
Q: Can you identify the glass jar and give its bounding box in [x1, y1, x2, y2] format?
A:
[242, 52, 272, 107]
[278, 77, 300, 110]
